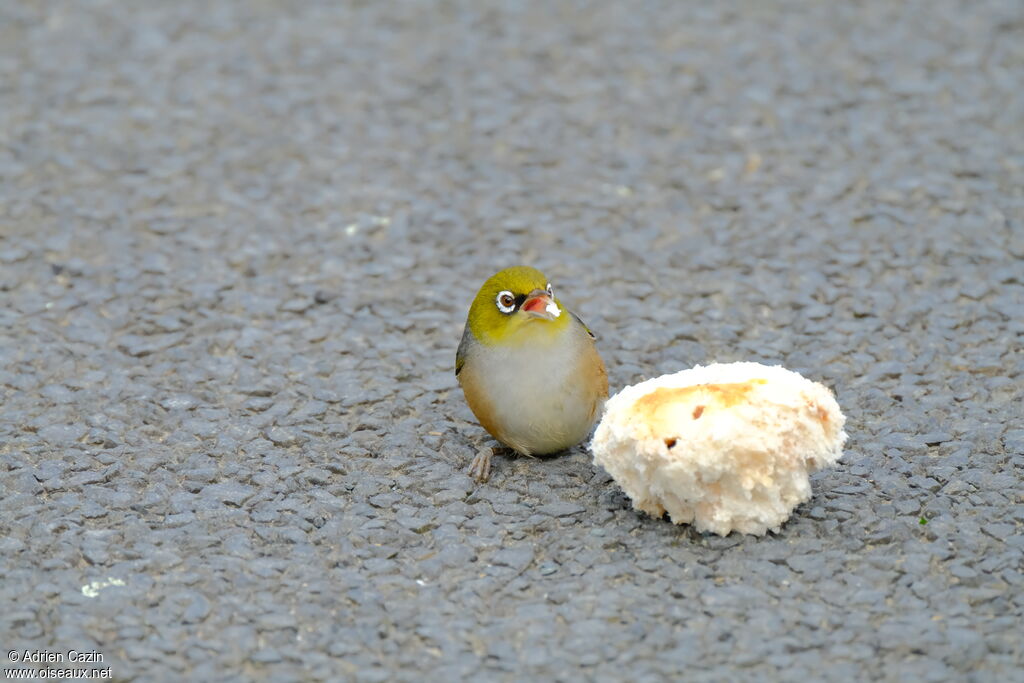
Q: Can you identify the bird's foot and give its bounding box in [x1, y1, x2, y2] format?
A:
[467, 446, 501, 482]
[467, 447, 494, 482]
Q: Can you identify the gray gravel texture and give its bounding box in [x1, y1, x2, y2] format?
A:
[2, 0, 1023, 681]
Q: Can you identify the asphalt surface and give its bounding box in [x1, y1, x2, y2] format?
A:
[2, 1, 1022, 681]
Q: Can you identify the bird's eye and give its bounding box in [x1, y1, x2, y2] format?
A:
[496, 291, 516, 314]
[546, 282, 554, 298]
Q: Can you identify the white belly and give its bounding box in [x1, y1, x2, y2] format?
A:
[465, 326, 602, 455]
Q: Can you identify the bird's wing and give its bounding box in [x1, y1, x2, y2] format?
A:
[571, 310, 597, 340]
[455, 325, 474, 376]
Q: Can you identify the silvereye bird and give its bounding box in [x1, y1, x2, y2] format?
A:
[455, 266, 609, 481]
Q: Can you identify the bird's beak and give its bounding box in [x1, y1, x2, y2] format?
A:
[521, 289, 561, 320]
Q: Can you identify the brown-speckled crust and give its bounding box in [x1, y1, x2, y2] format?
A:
[631, 380, 766, 434]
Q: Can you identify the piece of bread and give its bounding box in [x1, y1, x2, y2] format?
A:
[590, 362, 847, 536]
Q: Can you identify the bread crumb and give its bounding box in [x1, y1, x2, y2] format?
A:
[590, 362, 847, 536]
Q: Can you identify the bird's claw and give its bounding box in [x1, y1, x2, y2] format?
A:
[467, 447, 494, 482]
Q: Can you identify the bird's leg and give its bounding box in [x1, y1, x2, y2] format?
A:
[467, 446, 499, 482]
[469, 444, 519, 482]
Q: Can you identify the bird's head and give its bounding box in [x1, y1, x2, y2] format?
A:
[466, 266, 570, 346]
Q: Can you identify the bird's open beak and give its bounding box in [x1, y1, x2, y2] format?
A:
[521, 289, 561, 320]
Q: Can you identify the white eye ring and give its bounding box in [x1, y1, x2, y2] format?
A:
[546, 282, 554, 298]
[496, 290, 516, 314]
